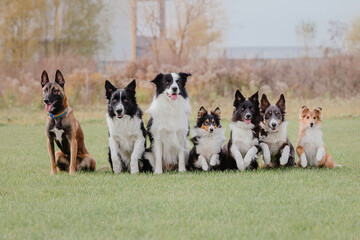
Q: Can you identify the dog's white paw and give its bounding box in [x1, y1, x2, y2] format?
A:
[154, 168, 163, 174]
[130, 167, 139, 174]
[236, 159, 245, 171]
[244, 154, 257, 168]
[210, 154, 219, 166]
[178, 167, 186, 173]
[202, 162, 209, 171]
[316, 147, 325, 162]
[280, 146, 290, 165]
[261, 143, 271, 165]
[300, 153, 307, 168]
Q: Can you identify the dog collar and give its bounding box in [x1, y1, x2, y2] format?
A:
[49, 107, 68, 119]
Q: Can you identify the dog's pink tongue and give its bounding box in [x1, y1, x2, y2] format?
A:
[170, 94, 178, 100]
[244, 119, 251, 124]
[45, 104, 52, 112]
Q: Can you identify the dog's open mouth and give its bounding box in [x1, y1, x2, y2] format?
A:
[45, 102, 55, 112]
[271, 126, 276, 131]
[117, 114, 123, 119]
[243, 119, 251, 124]
[166, 92, 178, 100]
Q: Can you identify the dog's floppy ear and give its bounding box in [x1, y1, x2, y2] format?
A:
[125, 79, 136, 95]
[178, 72, 191, 85]
[151, 73, 164, 85]
[233, 90, 245, 107]
[41, 70, 49, 88]
[249, 91, 259, 103]
[314, 107, 323, 119]
[55, 70, 65, 88]
[260, 94, 270, 113]
[105, 80, 117, 100]
[276, 94, 286, 113]
[197, 106, 208, 119]
[211, 107, 221, 119]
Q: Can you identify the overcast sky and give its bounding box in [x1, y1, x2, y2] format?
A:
[224, 0, 360, 47]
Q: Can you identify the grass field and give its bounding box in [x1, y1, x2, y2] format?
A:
[1, 114, 360, 239]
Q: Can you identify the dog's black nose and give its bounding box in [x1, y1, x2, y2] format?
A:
[44, 99, 50, 104]
[116, 109, 123, 114]
[245, 114, 251, 119]
[272, 122, 277, 127]
[210, 128, 214, 133]
[310, 122, 314, 127]
[172, 86, 178, 92]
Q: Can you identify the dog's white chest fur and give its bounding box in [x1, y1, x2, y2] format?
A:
[147, 93, 190, 166]
[107, 114, 143, 160]
[260, 121, 288, 155]
[192, 128, 226, 160]
[230, 122, 258, 156]
[299, 127, 323, 165]
[51, 128, 64, 142]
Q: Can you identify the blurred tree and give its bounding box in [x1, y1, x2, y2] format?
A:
[295, 20, 317, 57]
[140, 0, 225, 65]
[0, 0, 110, 65]
[346, 16, 360, 54]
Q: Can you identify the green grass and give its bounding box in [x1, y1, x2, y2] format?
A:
[0, 118, 359, 239]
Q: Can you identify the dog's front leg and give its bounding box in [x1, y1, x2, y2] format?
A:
[69, 138, 78, 175]
[316, 146, 326, 163]
[210, 153, 220, 166]
[260, 142, 271, 166]
[130, 137, 145, 174]
[279, 145, 290, 165]
[47, 137, 57, 175]
[244, 146, 258, 168]
[231, 145, 244, 171]
[154, 136, 163, 174]
[109, 136, 122, 174]
[178, 150, 186, 173]
[199, 155, 209, 171]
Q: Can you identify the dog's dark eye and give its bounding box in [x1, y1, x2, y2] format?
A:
[313, 116, 316, 120]
[166, 79, 171, 84]
[307, 116, 309, 119]
[123, 98, 128, 103]
[204, 122, 208, 126]
[53, 89, 59, 94]
[44, 88, 48, 93]
[113, 99, 117, 103]
[241, 107, 245, 111]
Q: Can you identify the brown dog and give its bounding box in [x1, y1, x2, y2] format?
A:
[296, 106, 335, 168]
[41, 70, 96, 175]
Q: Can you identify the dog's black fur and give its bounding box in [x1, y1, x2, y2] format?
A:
[222, 91, 262, 170]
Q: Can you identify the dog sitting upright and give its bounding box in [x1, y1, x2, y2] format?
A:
[188, 107, 226, 171]
[105, 79, 150, 174]
[145, 72, 192, 174]
[41, 70, 96, 175]
[259, 94, 295, 168]
[296, 106, 337, 168]
[223, 91, 261, 170]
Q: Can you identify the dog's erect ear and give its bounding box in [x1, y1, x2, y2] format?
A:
[301, 105, 309, 111]
[300, 105, 309, 119]
[41, 70, 49, 88]
[55, 70, 65, 88]
[125, 79, 136, 95]
[178, 72, 191, 85]
[105, 80, 117, 100]
[197, 106, 208, 119]
[260, 94, 270, 112]
[151, 73, 164, 85]
[249, 91, 259, 103]
[211, 107, 221, 119]
[233, 90, 245, 107]
[276, 94, 286, 112]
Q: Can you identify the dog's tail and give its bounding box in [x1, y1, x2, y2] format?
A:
[96, 166, 110, 172]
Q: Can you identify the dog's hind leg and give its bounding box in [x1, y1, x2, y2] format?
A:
[55, 151, 70, 171]
[178, 149, 187, 173]
[77, 154, 96, 171]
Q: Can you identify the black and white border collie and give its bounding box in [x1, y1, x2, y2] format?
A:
[105, 79, 150, 174]
[259, 94, 295, 168]
[188, 107, 226, 171]
[145, 72, 192, 174]
[223, 91, 261, 170]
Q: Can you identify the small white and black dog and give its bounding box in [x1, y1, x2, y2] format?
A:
[145, 72, 192, 174]
[259, 94, 295, 168]
[223, 91, 261, 170]
[187, 107, 226, 171]
[105, 79, 151, 174]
